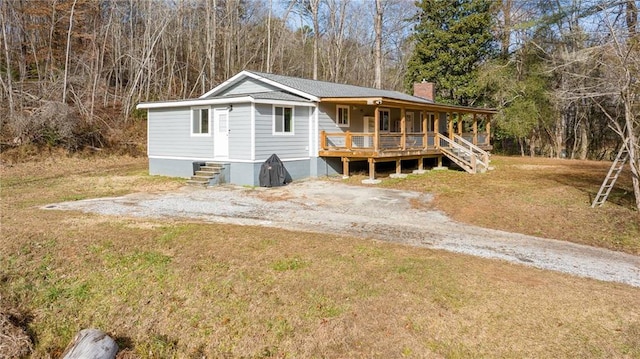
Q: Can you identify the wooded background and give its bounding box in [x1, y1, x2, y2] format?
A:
[0, 0, 637, 163]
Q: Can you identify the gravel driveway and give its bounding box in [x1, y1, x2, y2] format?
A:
[44, 180, 640, 287]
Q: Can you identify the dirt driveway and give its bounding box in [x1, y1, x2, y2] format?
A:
[44, 180, 640, 287]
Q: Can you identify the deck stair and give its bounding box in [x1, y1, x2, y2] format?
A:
[591, 142, 629, 207]
[436, 134, 490, 174]
[186, 162, 225, 187]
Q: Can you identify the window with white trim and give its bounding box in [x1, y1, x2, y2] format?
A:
[336, 105, 350, 127]
[191, 107, 210, 135]
[274, 106, 294, 134]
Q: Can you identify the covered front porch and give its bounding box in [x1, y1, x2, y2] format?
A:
[317, 98, 495, 180]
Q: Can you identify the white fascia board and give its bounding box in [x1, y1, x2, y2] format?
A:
[199, 71, 250, 99]
[137, 96, 253, 109]
[149, 155, 216, 161]
[253, 99, 316, 107]
[244, 72, 320, 102]
[149, 155, 311, 163]
[230, 157, 311, 163]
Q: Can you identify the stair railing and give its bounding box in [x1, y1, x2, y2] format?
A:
[453, 134, 490, 169]
[436, 133, 478, 173]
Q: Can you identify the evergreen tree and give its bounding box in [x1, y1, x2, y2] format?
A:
[405, 0, 496, 106]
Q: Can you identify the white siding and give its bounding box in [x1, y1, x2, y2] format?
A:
[254, 104, 309, 160]
[148, 107, 214, 158]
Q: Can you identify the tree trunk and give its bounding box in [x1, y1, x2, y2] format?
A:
[266, 0, 272, 73]
[61, 329, 118, 359]
[500, 0, 512, 58]
[310, 0, 320, 80]
[374, 0, 383, 89]
[578, 118, 588, 160]
[62, 0, 77, 104]
[529, 132, 536, 157]
[1, 2, 14, 116]
[623, 96, 640, 210]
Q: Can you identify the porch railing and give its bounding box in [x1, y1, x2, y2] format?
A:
[323, 132, 375, 149]
[459, 132, 490, 146]
[320, 131, 490, 154]
[321, 131, 438, 152]
[453, 134, 490, 166]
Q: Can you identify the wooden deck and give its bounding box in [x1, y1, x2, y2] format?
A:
[319, 131, 492, 179]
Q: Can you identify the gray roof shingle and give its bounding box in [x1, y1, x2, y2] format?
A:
[246, 71, 434, 104]
[243, 91, 310, 102]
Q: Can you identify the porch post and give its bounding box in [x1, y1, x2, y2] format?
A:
[396, 158, 401, 174]
[473, 113, 478, 145]
[434, 112, 439, 146]
[418, 157, 424, 171]
[374, 106, 380, 152]
[448, 112, 454, 140]
[345, 131, 352, 150]
[368, 158, 375, 180]
[422, 110, 428, 149]
[457, 113, 463, 136]
[342, 157, 349, 178]
[401, 107, 406, 150]
[320, 130, 327, 150]
[486, 114, 491, 146]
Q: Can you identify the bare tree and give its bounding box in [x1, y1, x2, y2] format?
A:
[557, 3, 640, 209]
[310, 0, 321, 80]
[374, 0, 382, 89]
[1, 1, 14, 117]
[62, 0, 77, 104]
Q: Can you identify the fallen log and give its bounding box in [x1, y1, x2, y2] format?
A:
[61, 328, 118, 359]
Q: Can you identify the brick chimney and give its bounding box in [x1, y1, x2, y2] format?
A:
[413, 80, 435, 101]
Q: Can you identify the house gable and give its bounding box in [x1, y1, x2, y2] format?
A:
[200, 71, 319, 102]
[212, 77, 279, 97]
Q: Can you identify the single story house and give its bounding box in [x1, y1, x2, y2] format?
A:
[136, 70, 496, 186]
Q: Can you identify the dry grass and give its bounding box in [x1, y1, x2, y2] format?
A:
[1, 155, 640, 358]
[0, 301, 33, 358]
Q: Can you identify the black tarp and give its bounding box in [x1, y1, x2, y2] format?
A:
[259, 154, 292, 187]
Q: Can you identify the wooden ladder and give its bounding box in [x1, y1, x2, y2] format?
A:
[591, 143, 629, 208]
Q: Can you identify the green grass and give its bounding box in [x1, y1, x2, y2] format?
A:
[271, 256, 308, 271]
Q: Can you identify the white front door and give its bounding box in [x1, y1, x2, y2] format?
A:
[214, 108, 229, 159]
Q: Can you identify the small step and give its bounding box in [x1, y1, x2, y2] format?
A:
[205, 162, 224, 168]
[186, 162, 226, 187]
[190, 175, 211, 182]
[186, 180, 208, 187]
[195, 170, 220, 176]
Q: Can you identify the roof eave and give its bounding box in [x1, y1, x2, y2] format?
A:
[381, 98, 498, 114]
[253, 99, 315, 107]
[136, 96, 253, 109]
[319, 97, 496, 114]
